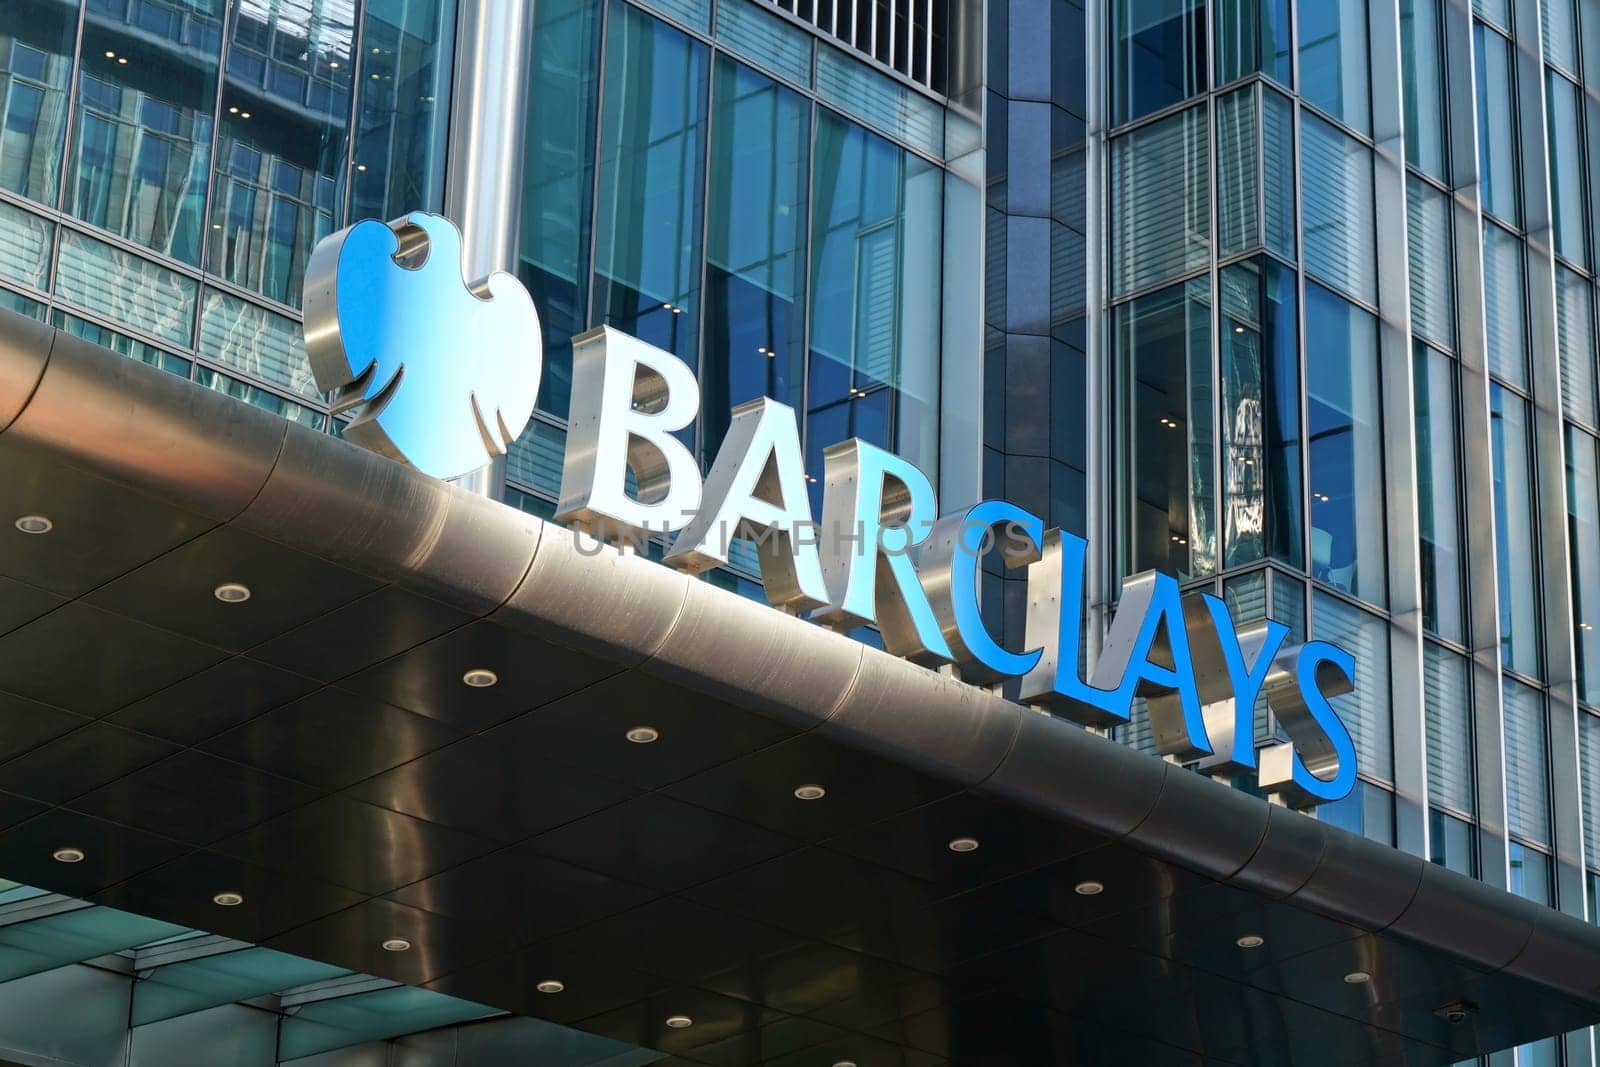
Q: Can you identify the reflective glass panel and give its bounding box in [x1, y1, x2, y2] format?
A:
[1110, 0, 1206, 126]
[1216, 89, 1257, 257]
[1110, 105, 1208, 297]
[1508, 760, 1553, 865]
[1220, 258, 1301, 568]
[0, 199, 52, 292]
[53, 309, 191, 377]
[198, 287, 319, 399]
[206, 0, 354, 308]
[56, 228, 196, 345]
[1305, 283, 1385, 606]
[68, 0, 225, 264]
[594, 0, 708, 365]
[808, 110, 943, 481]
[1399, 0, 1447, 179]
[1429, 808, 1476, 875]
[1544, 0, 1578, 74]
[1569, 427, 1600, 705]
[1424, 642, 1474, 816]
[349, 0, 455, 221]
[1547, 70, 1589, 269]
[1415, 345, 1464, 642]
[1581, 713, 1600, 861]
[1313, 592, 1393, 782]
[1115, 277, 1214, 581]
[1301, 114, 1375, 306]
[1491, 383, 1542, 677]
[1317, 778, 1395, 844]
[193, 364, 321, 427]
[518, 0, 602, 417]
[1215, 0, 1290, 87]
[1298, 0, 1368, 133]
[1557, 265, 1597, 426]
[0, 287, 45, 320]
[1407, 174, 1454, 351]
[1483, 222, 1528, 388]
[0, 0, 77, 205]
[1263, 87, 1295, 262]
[703, 58, 807, 462]
[1474, 23, 1520, 227]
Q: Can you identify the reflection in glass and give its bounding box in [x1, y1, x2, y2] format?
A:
[0, 0, 77, 205]
[68, 0, 226, 264]
[1491, 383, 1542, 677]
[1220, 259, 1301, 568]
[1297, 0, 1368, 133]
[0, 199, 53, 292]
[1415, 346, 1464, 642]
[0, 287, 45, 320]
[1263, 88, 1295, 261]
[703, 58, 807, 463]
[1424, 642, 1474, 815]
[1568, 428, 1600, 705]
[1483, 221, 1528, 388]
[1406, 174, 1454, 351]
[1215, 0, 1290, 86]
[1301, 114, 1375, 305]
[808, 110, 943, 484]
[594, 1, 708, 364]
[1216, 89, 1256, 257]
[198, 287, 319, 399]
[1110, 106, 1208, 297]
[1115, 277, 1213, 581]
[518, 0, 601, 417]
[1474, 23, 1519, 227]
[194, 364, 321, 427]
[349, 0, 454, 222]
[1428, 808, 1475, 875]
[1313, 592, 1393, 782]
[53, 309, 192, 377]
[1399, 0, 1446, 179]
[1557, 265, 1596, 426]
[1316, 778, 1395, 845]
[1546, 70, 1588, 269]
[1110, 0, 1206, 126]
[1582, 714, 1600, 863]
[1305, 283, 1385, 606]
[207, 0, 354, 307]
[55, 227, 197, 345]
[1509, 831, 1553, 896]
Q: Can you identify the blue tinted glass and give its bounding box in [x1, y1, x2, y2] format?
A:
[1428, 808, 1476, 875]
[1568, 428, 1600, 704]
[1111, 0, 1206, 126]
[1546, 70, 1588, 268]
[1474, 23, 1520, 227]
[1216, 0, 1290, 86]
[1491, 383, 1542, 677]
[518, 0, 602, 418]
[1305, 283, 1385, 606]
[0, 0, 78, 205]
[350, 0, 455, 221]
[593, 1, 708, 365]
[1399, 0, 1446, 178]
[702, 58, 808, 463]
[1508, 841, 1552, 903]
[68, 0, 225, 264]
[53, 309, 191, 377]
[206, 0, 355, 307]
[1298, 0, 1368, 133]
[1415, 346, 1465, 643]
[808, 110, 943, 479]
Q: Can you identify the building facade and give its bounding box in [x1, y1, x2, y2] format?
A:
[5, 0, 1600, 1061]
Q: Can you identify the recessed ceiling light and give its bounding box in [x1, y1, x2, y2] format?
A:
[1236, 934, 1264, 949]
[51, 847, 85, 863]
[1074, 880, 1105, 896]
[213, 890, 244, 907]
[117, 56, 127, 64]
[1344, 970, 1371, 984]
[794, 784, 827, 801]
[462, 668, 498, 688]
[664, 1015, 693, 1029]
[104, 50, 116, 58]
[240, 111, 251, 118]
[228, 105, 239, 113]
[214, 582, 251, 603]
[380, 937, 412, 952]
[355, 163, 367, 171]
[626, 726, 660, 744]
[947, 836, 980, 853]
[14, 515, 52, 534]
[833, 1061, 859, 1067]
[329, 60, 340, 68]
[536, 979, 565, 994]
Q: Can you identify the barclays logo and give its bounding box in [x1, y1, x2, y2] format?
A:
[302, 212, 542, 480]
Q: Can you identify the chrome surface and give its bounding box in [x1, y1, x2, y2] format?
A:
[1, 308, 1599, 1064]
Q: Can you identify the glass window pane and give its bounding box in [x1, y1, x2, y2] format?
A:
[1220, 258, 1302, 569]
[808, 110, 943, 480]
[703, 58, 808, 461]
[1491, 383, 1543, 677]
[1548, 71, 1589, 268]
[1115, 277, 1214, 580]
[1580, 712, 1600, 859]
[1473, 0, 1508, 27]
[0, 0, 77, 206]
[1475, 23, 1520, 227]
[198, 288, 319, 399]
[1543, 0, 1579, 74]
[517, 0, 602, 417]
[814, 47, 943, 158]
[506, 419, 567, 497]
[594, 1, 708, 365]
[1301, 114, 1376, 305]
[192, 365, 321, 428]
[68, 3, 225, 264]
[0, 286, 46, 320]
[1415, 345, 1465, 642]
[1298, 0, 1369, 134]
[1110, 105, 1208, 297]
[1504, 684, 1551, 849]
[0, 199, 51, 292]
[1568, 427, 1600, 704]
[56, 228, 197, 346]
[1306, 283, 1386, 606]
[1400, 0, 1447, 179]
[206, 0, 356, 307]
[1215, 0, 1290, 86]
[1407, 175, 1454, 351]
[349, 0, 455, 222]
[1313, 592, 1393, 782]
[1110, 0, 1206, 126]
[1483, 222, 1529, 388]
[1263, 87, 1295, 261]
[1216, 89, 1257, 257]
[715, 0, 812, 86]
[1429, 807, 1476, 875]
[635, 0, 711, 31]
[53, 309, 191, 378]
[1424, 642, 1474, 815]
[1558, 266, 1597, 426]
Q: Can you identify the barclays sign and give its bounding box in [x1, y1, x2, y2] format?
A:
[304, 213, 1359, 807]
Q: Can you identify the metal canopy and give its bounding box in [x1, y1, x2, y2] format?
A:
[1, 306, 1599, 1066]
